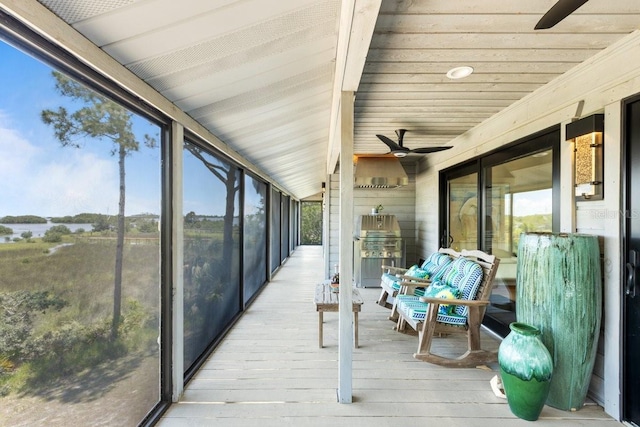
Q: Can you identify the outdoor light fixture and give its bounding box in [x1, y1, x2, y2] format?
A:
[566, 114, 604, 201]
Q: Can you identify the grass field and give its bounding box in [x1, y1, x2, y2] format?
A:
[0, 235, 161, 425]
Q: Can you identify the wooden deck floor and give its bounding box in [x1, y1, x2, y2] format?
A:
[158, 246, 620, 427]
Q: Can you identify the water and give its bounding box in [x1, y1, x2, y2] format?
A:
[0, 222, 94, 243]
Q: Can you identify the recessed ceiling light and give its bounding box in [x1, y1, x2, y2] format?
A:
[446, 66, 474, 80]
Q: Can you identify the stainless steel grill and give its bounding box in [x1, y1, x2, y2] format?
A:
[354, 214, 405, 287]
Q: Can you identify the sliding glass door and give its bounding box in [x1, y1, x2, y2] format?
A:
[440, 128, 559, 335]
[483, 145, 557, 335]
[446, 172, 479, 251]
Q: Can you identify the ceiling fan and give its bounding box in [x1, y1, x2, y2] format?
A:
[375, 129, 452, 158]
[535, 0, 589, 30]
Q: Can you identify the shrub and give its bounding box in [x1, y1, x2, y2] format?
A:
[92, 216, 111, 232]
[47, 225, 71, 235]
[136, 220, 157, 234]
[0, 290, 68, 361]
[0, 293, 158, 396]
[42, 231, 62, 243]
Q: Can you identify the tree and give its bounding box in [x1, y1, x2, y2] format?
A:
[183, 144, 239, 282]
[301, 202, 322, 245]
[41, 71, 156, 339]
[185, 211, 197, 226]
[92, 215, 111, 232]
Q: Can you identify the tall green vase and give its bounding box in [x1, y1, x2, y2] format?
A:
[499, 322, 553, 421]
[516, 232, 602, 411]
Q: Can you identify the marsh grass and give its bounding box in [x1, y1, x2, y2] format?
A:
[0, 236, 160, 400]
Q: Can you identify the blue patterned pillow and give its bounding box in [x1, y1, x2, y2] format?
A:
[420, 252, 454, 281]
[438, 257, 484, 317]
[423, 282, 461, 315]
[405, 266, 428, 279]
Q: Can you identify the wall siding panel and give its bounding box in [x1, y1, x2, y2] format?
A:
[413, 34, 639, 418]
[327, 160, 417, 279]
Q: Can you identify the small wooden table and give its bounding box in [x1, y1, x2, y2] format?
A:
[314, 282, 364, 348]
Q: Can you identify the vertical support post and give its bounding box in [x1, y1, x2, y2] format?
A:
[323, 174, 331, 280]
[267, 183, 274, 281]
[338, 91, 354, 403]
[602, 104, 621, 419]
[171, 121, 184, 401]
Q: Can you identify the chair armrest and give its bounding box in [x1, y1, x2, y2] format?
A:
[397, 278, 432, 296]
[381, 265, 408, 274]
[399, 276, 431, 284]
[418, 297, 490, 306]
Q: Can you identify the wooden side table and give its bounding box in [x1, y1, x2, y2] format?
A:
[314, 282, 364, 348]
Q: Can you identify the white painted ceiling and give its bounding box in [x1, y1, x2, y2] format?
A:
[36, 0, 640, 199]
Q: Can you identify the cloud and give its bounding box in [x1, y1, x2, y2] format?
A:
[29, 151, 119, 215]
[0, 125, 38, 178]
[513, 190, 553, 216]
[0, 125, 119, 216]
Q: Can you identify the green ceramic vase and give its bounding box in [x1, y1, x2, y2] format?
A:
[516, 232, 602, 411]
[499, 322, 553, 421]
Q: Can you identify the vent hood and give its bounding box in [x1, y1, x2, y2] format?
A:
[354, 157, 409, 188]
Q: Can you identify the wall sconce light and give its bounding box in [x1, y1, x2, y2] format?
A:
[566, 114, 604, 201]
[321, 182, 326, 193]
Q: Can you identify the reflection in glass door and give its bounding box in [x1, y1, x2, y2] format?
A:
[485, 149, 554, 332]
[446, 172, 479, 251]
[440, 128, 559, 337]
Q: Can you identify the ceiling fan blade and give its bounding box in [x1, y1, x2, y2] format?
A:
[411, 146, 452, 154]
[535, 0, 589, 30]
[376, 134, 403, 152]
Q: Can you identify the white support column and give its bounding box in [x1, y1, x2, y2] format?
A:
[338, 91, 355, 403]
[267, 183, 274, 281]
[323, 174, 331, 278]
[171, 121, 184, 401]
[602, 102, 621, 419]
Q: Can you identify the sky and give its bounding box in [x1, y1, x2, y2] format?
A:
[0, 40, 162, 217]
[512, 189, 553, 216]
[0, 39, 265, 218]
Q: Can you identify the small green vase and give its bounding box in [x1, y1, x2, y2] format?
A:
[499, 322, 553, 421]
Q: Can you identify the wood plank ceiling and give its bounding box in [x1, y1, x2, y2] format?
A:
[35, 0, 640, 199]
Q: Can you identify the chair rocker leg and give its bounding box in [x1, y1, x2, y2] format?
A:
[388, 293, 400, 321]
[413, 349, 497, 368]
[395, 313, 406, 332]
[415, 304, 438, 355]
[376, 288, 391, 308]
[414, 306, 497, 368]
